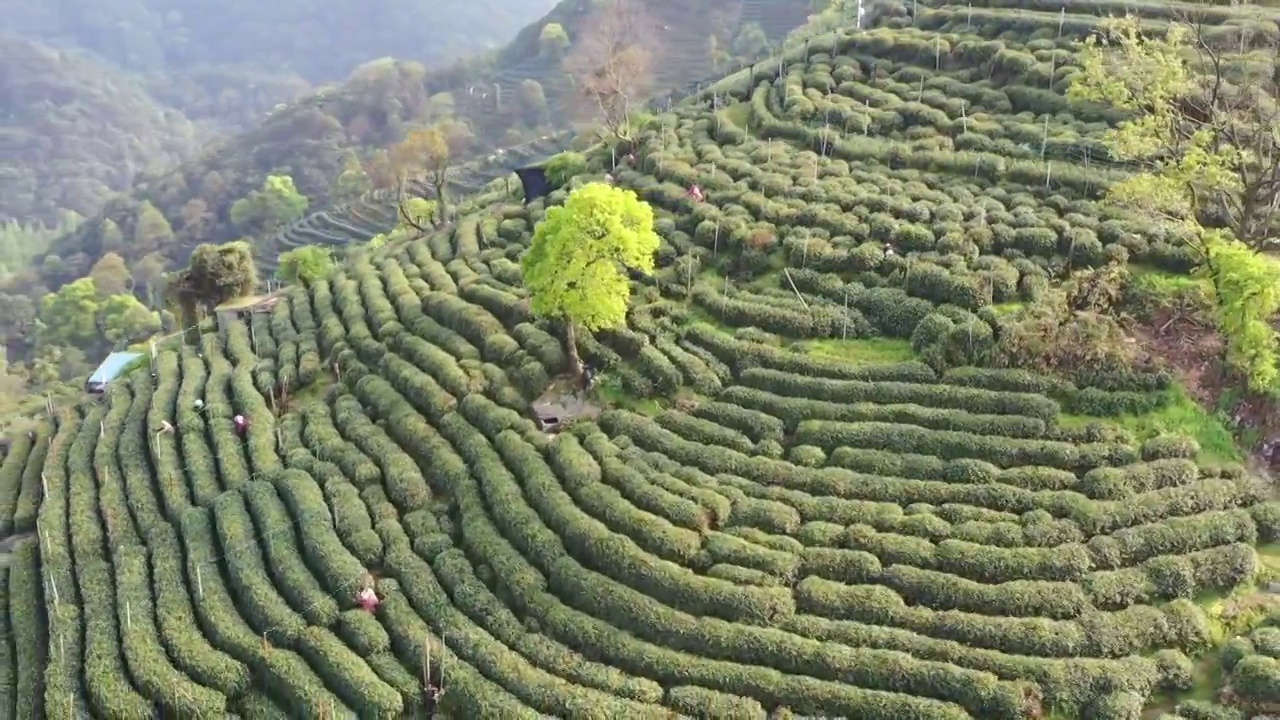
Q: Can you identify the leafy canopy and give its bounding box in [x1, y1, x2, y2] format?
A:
[229, 174, 309, 237]
[277, 246, 336, 285]
[1068, 16, 1274, 250]
[521, 182, 659, 331]
[37, 277, 160, 352]
[1069, 15, 1280, 393]
[1202, 232, 1280, 392]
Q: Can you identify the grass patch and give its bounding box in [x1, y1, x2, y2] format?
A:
[286, 373, 336, 410]
[593, 376, 664, 416]
[1130, 264, 1211, 299]
[1060, 383, 1239, 465]
[796, 337, 916, 364]
[720, 102, 751, 129]
[990, 301, 1025, 316]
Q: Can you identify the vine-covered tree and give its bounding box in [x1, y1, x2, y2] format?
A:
[1069, 15, 1280, 392]
[229, 174, 310, 237]
[166, 241, 259, 327]
[563, 0, 658, 144]
[521, 182, 660, 380]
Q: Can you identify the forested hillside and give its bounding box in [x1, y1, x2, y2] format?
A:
[1, 0, 563, 230]
[30, 0, 818, 294]
[2, 0, 561, 83]
[0, 35, 204, 226]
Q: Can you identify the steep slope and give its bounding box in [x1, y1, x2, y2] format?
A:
[0, 35, 203, 226]
[3, 0, 561, 83]
[0, 1, 1277, 718]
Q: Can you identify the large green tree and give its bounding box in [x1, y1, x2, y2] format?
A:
[229, 174, 310, 237]
[1069, 15, 1280, 393]
[37, 277, 161, 354]
[133, 200, 175, 254]
[521, 182, 660, 379]
[38, 278, 100, 349]
[277, 246, 336, 285]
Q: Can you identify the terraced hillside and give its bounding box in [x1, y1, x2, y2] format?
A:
[264, 132, 572, 274]
[2, 1, 1280, 719]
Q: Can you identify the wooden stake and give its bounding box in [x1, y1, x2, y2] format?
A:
[842, 288, 850, 340]
[783, 269, 810, 311]
[424, 635, 431, 687]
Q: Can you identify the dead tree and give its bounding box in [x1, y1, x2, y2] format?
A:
[563, 0, 661, 145]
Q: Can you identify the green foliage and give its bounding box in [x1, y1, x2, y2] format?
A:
[332, 153, 373, 203]
[133, 201, 175, 254]
[522, 182, 659, 334]
[1069, 15, 1280, 394]
[539, 23, 570, 59]
[398, 198, 439, 231]
[167, 241, 259, 324]
[229, 175, 310, 237]
[88, 253, 133, 297]
[7, 8, 1279, 719]
[36, 277, 160, 354]
[1068, 18, 1234, 248]
[544, 152, 587, 189]
[98, 294, 162, 346]
[1201, 234, 1280, 393]
[38, 278, 101, 349]
[910, 309, 995, 372]
[0, 35, 199, 227]
[277, 246, 337, 285]
[0, 216, 77, 278]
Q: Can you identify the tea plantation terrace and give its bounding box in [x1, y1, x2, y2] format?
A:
[0, 0, 1278, 717]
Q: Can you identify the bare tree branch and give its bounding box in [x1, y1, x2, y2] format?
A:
[396, 177, 430, 234]
[563, 0, 662, 144]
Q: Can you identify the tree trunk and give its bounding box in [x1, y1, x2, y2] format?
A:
[564, 321, 584, 382]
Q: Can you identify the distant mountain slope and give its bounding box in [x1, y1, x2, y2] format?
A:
[0, 35, 204, 226]
[32, 0, 817, 293]
[2, 0, 561, 83]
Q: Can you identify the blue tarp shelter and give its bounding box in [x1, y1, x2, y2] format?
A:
[85, 352, 143, 393]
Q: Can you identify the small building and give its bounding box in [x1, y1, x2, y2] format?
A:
[215, 292, 284, 331]
[86, 352, 143, 394]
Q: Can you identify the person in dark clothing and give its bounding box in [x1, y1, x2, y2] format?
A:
[233, 415, 249, 436]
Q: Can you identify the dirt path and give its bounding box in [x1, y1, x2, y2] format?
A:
[1133, 310, 1280, 477]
